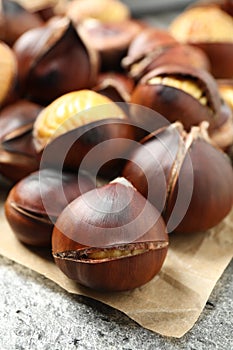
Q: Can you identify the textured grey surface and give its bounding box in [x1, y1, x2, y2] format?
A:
[0, 255, 232, 350]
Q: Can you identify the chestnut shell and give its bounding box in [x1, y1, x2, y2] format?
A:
[123, 123, 233, 233]
[52, 179, 168, 291]
[13, 18, 99, 104]
[131, 64, 223, 133]
[5, 168, 95, 247]
[0, 100, 42, 182]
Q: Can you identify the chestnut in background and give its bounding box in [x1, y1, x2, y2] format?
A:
[79, 19, 144, 72]
[170, 6, 233, 78]
[13, 17, 100, 104]
[66, 0, 130, 24]
[122, 27, 210, 80]
[52, 177, 168, 291]
[0, 0, 43, 46]
[5, 168, 95, 247]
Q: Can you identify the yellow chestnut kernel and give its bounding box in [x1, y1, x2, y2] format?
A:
[170, 7, 233, 43]
[33, 89, 126, 151]
[0, 43, 16, 105]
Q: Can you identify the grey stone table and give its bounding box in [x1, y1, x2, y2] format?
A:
[0, 256, 232, 350]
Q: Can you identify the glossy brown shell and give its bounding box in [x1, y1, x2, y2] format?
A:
[193, 42, 233, 78]
[0, 100, 42, 181]
[5, 168, 95, 247]
[13, 18, 99, 104]
[40, 118, 136, 179]
[131, 64, 222, 132]
[122, 122, 233, 233]
[52, 180, 168, 291]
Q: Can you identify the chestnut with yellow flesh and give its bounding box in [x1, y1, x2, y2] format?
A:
[66, 0, 130, 24]
[0, 42, 16, 106]
[170, 7, 233, 44]
[130, 64, 226, 134]
[147, 76, 208, 106]
[33, 90, 126, 152]
[56, 241, 168, 262]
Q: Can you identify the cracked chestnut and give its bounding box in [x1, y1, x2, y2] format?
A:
[170, 6, 233, 78]
[0, 100, 42, 182]
[130, 64, 233, 149]
[122, 122, 233, 233]
[52, 177, 168, 291]
[79, 19, 144, 72]
[32, 90, 136, 178]
[5, 168, 95, 247]
[13, 17, 99, 104]
[93, 72, 134, 102]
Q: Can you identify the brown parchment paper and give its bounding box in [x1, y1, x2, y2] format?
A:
[0, 186, 232, 338]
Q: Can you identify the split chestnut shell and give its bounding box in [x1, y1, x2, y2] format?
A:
[5, 168, 95, 247]
[130, 64, 233, 149]
[52, 178, 168, 291]
[0, 100, 42, 182]
[122, 122, 233, 233]
[13, 17, 99, 104]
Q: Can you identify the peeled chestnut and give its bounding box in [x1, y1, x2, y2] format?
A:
[79, 19, 144, 71]
[0, 42, 17, 108]
[5, 168, 95, 247]
[93, 72, 134, 102]
[32, 90, 135, 178]
[52, 177, 168, 291]
[13, 17, 99, 104]
[130, 64, 233, 149]
[170, 6, 233, 78]
[0, 100, 42, 182]
[0, 0, 43, 46]
[123, 122, 233, 233]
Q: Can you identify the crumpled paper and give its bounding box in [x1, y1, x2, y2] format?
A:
[0, 184, 232, 338]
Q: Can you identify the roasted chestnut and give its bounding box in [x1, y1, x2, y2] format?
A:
[93, 72, 134, 102]
[13, 17, 99, 104]
[0, 0, 43, 46]
[79, 19, 144, 71]
[5, 168, 95, 247]
[15, 0, 67, 21]
[122, 27, 178, 80]
[130, 64, 233, 149]
[52, 177, 168, 291]
[217, 79, 233, 111]
[66, 0, 130, 24]
[32, 90, 136, 178]
[170, 6, 233, 78]
[0, 41, 17, 108]
[0, 100, 42, 182]
[122, 122, 233, 233]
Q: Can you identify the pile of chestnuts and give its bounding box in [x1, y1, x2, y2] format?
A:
[1, 0, 233, 292]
